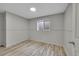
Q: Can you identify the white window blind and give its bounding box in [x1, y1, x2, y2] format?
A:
[37, 20, 50, 31]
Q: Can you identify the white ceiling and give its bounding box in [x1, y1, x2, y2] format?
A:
[0, 3, 68, 19]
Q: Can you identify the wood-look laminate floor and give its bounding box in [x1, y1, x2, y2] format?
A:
[0, 40, 66, 56]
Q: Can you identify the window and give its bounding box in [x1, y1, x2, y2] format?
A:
[37, 20, 44, 31]
[44, 21, 50, 31]
[37, 20, 50, 31]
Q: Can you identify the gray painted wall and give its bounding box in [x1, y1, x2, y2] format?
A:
[75, 4, 79, 56]
[0, 14, 4, 45]
[0, 13, 6, 46]
[6, 12, 29, 47]
[64, 4, 76, 56]
[64, 4, 73, 55]
[29, 14, 64, 46]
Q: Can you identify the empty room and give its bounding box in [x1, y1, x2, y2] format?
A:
[0, 3, 79, 56]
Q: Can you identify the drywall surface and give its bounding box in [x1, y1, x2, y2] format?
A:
[76, 4, 79, 38]
[75, 4, 79, 56]
[64, 4, 75, 56]
[0, 13, 5, 45]
[6, 12, 29, 47]
[29, 14, 64, 46]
